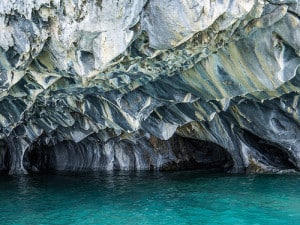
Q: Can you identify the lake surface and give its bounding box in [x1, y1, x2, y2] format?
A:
[0, 171, 299, 225]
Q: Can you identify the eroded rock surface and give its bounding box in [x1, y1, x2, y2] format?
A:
[0, 0, 300, 174]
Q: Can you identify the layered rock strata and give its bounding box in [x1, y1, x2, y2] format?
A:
[0, 0, 300, 174]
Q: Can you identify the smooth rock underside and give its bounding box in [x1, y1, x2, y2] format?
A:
[0, 0, 300, 174]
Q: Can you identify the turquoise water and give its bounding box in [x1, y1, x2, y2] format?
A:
[0, 171, 299, 225]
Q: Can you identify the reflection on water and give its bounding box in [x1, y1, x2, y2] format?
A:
[0, 171, 300, 225]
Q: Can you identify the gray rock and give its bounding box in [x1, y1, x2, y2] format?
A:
[0, 0, 300, 174]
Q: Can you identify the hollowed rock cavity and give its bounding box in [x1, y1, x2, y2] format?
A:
[21, 135, 233, 173]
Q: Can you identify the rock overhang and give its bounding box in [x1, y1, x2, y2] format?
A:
[0, 0, 300, 174]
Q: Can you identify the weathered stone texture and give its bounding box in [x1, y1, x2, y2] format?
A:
[0, 0, 299, 174]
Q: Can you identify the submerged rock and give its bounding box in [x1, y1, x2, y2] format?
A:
[0, 0, 300, 174]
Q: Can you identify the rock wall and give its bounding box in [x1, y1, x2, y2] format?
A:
[0, 0, 300, 174]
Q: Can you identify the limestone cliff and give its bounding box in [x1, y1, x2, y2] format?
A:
[0, 0, 300, 174]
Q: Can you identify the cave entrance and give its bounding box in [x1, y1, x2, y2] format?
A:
[0, 140, 10, 172]
[159, 135, 234, 172]
[243, 130, 298, 170]
[23, 144, 54, 173]
[21, 135, 234, 173]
